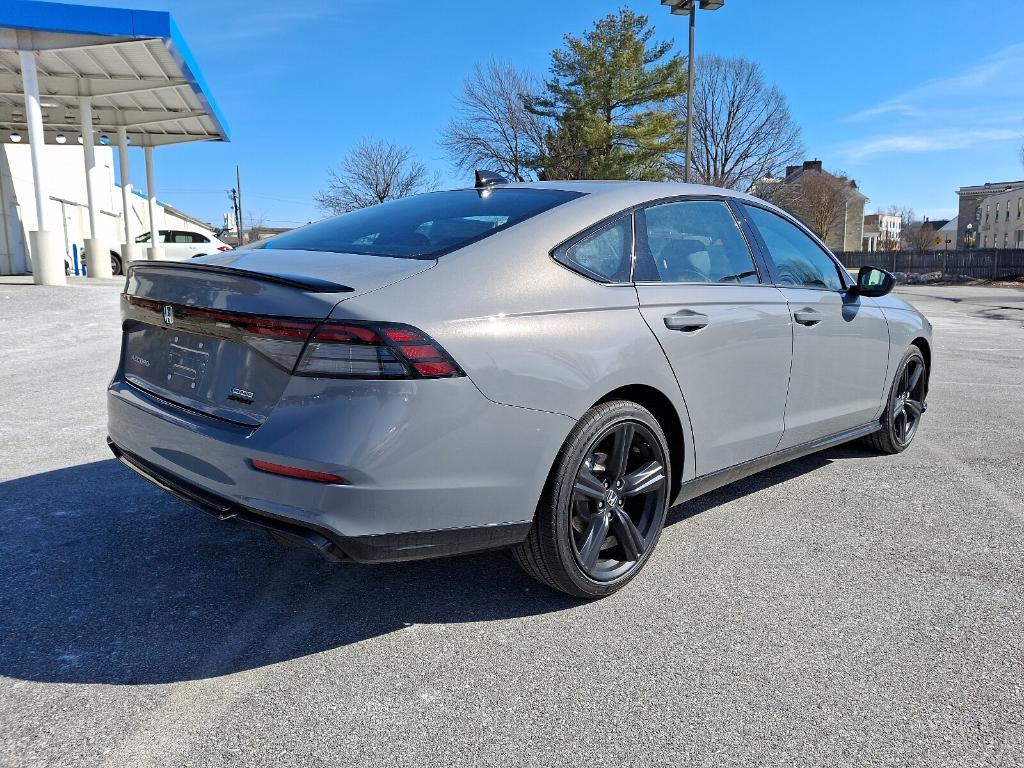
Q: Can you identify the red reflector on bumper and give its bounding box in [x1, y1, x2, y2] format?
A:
[250, 459, 345, 484]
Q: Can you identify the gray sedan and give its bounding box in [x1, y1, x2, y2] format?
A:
[108, 177, 931, 598]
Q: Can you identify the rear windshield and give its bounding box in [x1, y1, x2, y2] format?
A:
[258, 188, 584, 259]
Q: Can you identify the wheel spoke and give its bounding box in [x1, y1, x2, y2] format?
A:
[607, 423, 634, 480]
[622, 461, 666, 497]
[610, 507, 644, 562]
[573, 466, 606, 501]
[577, 514, 610, 571]
[894, 410, 906, 439]
[905, 399, 923, 419]
[907, 362, 923, 393]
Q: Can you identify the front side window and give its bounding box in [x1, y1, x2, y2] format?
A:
[260, 188, 584, 259]
[559, 216, 632, 282]
[744, 204, 844, 291]
[637, 200, 759, 284]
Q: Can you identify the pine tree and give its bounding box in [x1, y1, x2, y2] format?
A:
[530, 8, 687, 180]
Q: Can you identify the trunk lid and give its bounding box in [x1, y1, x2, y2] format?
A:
[120, 255, 433, 425]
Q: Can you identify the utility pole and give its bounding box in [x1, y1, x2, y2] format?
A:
[228, 187, 241, 246]
[236, 165, 245, 245]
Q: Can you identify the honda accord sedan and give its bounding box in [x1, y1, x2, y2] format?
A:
[108, 175, 931, 598]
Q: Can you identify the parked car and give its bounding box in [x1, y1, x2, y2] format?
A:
[76, 229, 231, 276]
[107, 177, 932, 598]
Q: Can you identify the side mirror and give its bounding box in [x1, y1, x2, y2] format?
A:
[852, 265, 895, 297]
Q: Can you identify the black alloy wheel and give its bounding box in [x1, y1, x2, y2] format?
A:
[891, 354, 926, 447]
[862, 346, 928, 454]
[570, 421, 667, 581]
[513, 400, 672, 598]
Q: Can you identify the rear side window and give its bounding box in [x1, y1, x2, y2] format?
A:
[638, 200, 759, 284]
[259, 188, 584, 259]
[557, 216, 633, 282]
[744, 205, 844, 291]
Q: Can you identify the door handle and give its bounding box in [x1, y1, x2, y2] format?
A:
[793, 308, 822, 326]
[663, 310, 710, 332]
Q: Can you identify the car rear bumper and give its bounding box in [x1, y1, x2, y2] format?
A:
[108, 438, 532, 562]
[106, 376, 572, 561]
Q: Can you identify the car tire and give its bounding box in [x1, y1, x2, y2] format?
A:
[861, 346, 927, 455]
[110, 253, 123, 276]
[513, 400, 672, 598]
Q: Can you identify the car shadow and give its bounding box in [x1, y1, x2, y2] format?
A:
[0, 446, 871, 686]
[0, 459, 581, 686]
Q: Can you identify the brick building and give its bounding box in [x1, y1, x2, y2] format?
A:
[775, 160, 867, 252]
[956, 180, 1024, 248]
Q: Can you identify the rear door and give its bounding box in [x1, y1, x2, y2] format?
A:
[634, 198, 793, 476]
[163, 231, 193, 260]
[189, 232, 212, 256]
[742, 204, 890, 448]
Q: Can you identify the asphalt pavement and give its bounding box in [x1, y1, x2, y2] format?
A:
[0, 277, 1021, 767]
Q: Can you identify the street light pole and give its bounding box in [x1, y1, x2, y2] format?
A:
[660, 1, 726, 184]
[685, 8, 695, 182]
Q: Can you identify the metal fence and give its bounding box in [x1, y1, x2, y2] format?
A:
[834, 249, 1024, 280]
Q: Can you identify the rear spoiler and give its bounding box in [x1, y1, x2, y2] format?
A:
[126, 262, 354, 293]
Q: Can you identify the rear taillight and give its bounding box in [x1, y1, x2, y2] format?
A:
[217, 246, 231, 252]
[295, 321, 464, 379]
[122, 295, 462, 380]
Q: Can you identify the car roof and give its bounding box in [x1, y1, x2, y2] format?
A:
[456, 179, 777, 213]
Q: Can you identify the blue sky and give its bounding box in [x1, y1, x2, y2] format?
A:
[85, 0, 1024, 229]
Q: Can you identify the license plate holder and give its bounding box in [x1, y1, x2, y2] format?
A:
[166, 341, 210, 393]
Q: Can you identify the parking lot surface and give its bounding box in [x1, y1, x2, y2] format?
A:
[1, 277, 1022, 767]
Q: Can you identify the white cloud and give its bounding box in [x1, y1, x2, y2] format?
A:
[835, 42, 1024, 163]
[838, 128, 1022, 162]
[848, 43, 1024, 122]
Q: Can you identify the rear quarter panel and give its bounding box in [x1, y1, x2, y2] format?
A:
[328, 206, 698, 483]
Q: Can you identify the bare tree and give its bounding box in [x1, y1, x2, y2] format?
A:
[783, 169, 859, 243]
[315, 139, 439, 214]
[670, 55, 803, 191]
[441, 61, 549, 182]
[902, 222, 937, 253]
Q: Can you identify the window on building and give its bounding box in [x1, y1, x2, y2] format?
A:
[984, 235, 989, 247]
[986, 204, 991, 222]
[1018, 197, 1022, 218]
[1004, 232, 1009, 248]
[976, 205, 981, 221]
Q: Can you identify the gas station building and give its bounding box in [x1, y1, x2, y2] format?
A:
[0, 0, 229, 284]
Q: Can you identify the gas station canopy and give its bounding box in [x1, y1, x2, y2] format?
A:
[0, 0, 229, 147]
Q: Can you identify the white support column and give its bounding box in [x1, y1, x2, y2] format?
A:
[117, 127, 141, 267]
[19, 49, 64, 286]
[144, 146, 165, 260]
[80, 96, 112, 278]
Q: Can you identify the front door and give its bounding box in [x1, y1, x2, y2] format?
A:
[635, 199, 793, 476]
[742, 204, 890, 448]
